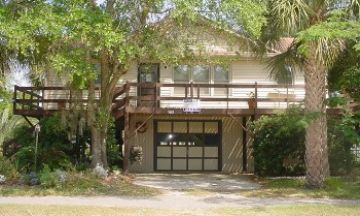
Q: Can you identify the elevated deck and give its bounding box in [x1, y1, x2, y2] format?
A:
[13, 82, 316, 118]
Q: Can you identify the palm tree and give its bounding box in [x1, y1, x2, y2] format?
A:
[263, 0, 359, 188]
[0, 86, 23, 155]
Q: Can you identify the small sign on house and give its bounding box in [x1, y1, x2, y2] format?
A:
[183, 98, 201, 113]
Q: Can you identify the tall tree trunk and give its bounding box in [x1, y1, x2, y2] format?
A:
[303, 45, 329, 188]
[91, 126, 103, 167]
[100, 124, 109, 168]
[88, 80, 103, 168]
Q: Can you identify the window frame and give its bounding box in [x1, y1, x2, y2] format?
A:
[173, 64, 231, 96]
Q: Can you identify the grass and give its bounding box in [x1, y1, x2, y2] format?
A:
[216, 205, 360, 216]
[0, 171, 160, 197]
[240, 176, 360, 199]
[184, 176, 360, 199]
[0, 204, 360, 216]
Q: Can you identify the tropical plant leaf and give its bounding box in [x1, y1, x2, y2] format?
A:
[266, 42, 304, 84]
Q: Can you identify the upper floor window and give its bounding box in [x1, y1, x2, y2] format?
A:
[138, 63, 159, 83]
[214, 65, 229, 83]
[174, 65, 190, 82]
[173, 64, 229, 96]
[193, 65, 210, 83]
[174, 65, 211, 83]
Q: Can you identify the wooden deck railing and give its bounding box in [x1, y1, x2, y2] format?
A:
[13, 82, 306, 117]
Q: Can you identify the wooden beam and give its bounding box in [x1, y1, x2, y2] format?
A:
[242, 117, 247, 172]
[126, 107, 289, 116]
[126, 96, 304, 103]
[122, 83, 130, 175]
[22, 115, 35, 128]
[123, 111, 130, 174]
[131, 82, 305, 89]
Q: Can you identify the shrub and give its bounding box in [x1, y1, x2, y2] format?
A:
[252, 107, 306, 176]
[10, 115, 73, 172]
[328, 112, 360, 175]
[107, 123, 121, 167]
[38, 165, 68, 188]
[252, 107, 360, 176]
[39, 165, 59, 188]
[22, 172, 40, 186]
[7, 114, 121, 172]
[0, 157, 20, 181]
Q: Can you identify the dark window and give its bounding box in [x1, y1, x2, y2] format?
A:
[204, 134, 220, 146]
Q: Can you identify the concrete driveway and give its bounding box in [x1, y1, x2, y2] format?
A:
[133, 173, 260, 191]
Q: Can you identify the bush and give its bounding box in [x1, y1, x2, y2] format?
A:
[252, 107, 360, 176]
[0, 157, 20, 181]
[328, 112, 360, 175]
[106, 122, 121, 167]
[10, 115, 73, 172]
[22, 172, 40, 186]
[40, 167, 67, 188]
[252, 107, 306, 176]
[7, 114, 120, 173]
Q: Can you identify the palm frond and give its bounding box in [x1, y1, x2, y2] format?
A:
[269, 0, 312, 34]
[266, 42, 304, 84]
[315, 37, 346, 67]
[348, 0, 360, 17]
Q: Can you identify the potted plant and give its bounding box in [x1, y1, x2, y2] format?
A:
[248, 92, 256, 110]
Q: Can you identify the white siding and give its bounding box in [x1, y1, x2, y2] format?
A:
[43, 71, 70, 110]
[156, 60, 305, 110]
[44, 60, 305, 110]
[159, 63, 173, 97]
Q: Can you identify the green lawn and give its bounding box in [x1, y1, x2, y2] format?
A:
[185, 176, 360, 199]
[241, 177, 360, 199]
[0, 204, 359, 216]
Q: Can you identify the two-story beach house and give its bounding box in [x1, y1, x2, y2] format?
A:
[13, 16, 306, 173]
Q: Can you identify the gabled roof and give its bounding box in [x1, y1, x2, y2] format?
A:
[148, 12, 257, 58]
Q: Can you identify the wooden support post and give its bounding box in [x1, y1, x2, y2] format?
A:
[123, 82, 130, 175]
[41, 89, 45, 112]
[286, 83, 289, 108]
[154, 83, 158, 109]
[37, 92, 40, 110]
[190, 82, 194, 98]
[123, 111, 130, 175]
[254, 82, 258, 117]
[197, 84, 200, 99]
[242, 117, 247, 172]
[22, 91, 25, 110]
[13, 86, 17, 114]
[30, 94, 33, 110]
[226, 85, 229, 113]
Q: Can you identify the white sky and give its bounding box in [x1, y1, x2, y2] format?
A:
[6, 61, 30, 88]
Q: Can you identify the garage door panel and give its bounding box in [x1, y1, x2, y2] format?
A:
[173, 147, 186, 157]
[188, 147, 203, 157]
[204, 159, 218, 170]
[173, 122, 187, 133]
[173, 159, 187, 170]
[157, 159, 171, 170]
[204, 147, 218, 157]
[157, 146, 171, 157]
[188, 159, 202, 170]
[157, 122, 172, 133]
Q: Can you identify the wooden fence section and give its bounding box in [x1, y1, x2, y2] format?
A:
[13, 82, 306, 118]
